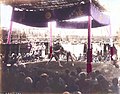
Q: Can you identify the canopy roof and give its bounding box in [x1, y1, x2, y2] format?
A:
[3, 0, 110, 28]
[2, 0, 105, 10]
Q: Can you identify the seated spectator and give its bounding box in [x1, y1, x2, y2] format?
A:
[64, 71, 79, 93]
[72, 91, 82, 94]
[9, 53, 18, 67]
[36, 73, 50, 92]
[61, 69, 71, 85]
[63, 91, 70, 94]
[17, 53, 23, 65]
[75, 72, 88, 93]
[76, 67, 82, 76]
[49, 71, 65, 93]
[87, 71, 99, 93]
[23, 76, 33, 92]
[94, 70, 101, 78]
[96, 74, 110, 93]
[15, 72, 26, 92]
[110, 77, 120, 94]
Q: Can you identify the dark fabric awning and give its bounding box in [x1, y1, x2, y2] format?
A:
[12, 2, 89, 23]
[10, 1, 110, 28]
[57, 3, 110, 29]
[57, 20, 106, 29]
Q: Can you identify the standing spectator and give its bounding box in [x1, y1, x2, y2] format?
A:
[27, 41, 32, 53]
[78, 53, 82, 61]
[41, 42, 46, 58]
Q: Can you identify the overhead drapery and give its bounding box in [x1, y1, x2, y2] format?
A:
[11, 2, 110, 28]
[57, 3, 110, 29]
[12, 3, 87, 26]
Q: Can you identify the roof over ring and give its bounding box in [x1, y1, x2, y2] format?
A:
[2, 0, 110, 28]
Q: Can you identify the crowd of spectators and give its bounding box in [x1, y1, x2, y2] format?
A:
[2, 61, 120, 94]
[0, 39, 119, 94]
